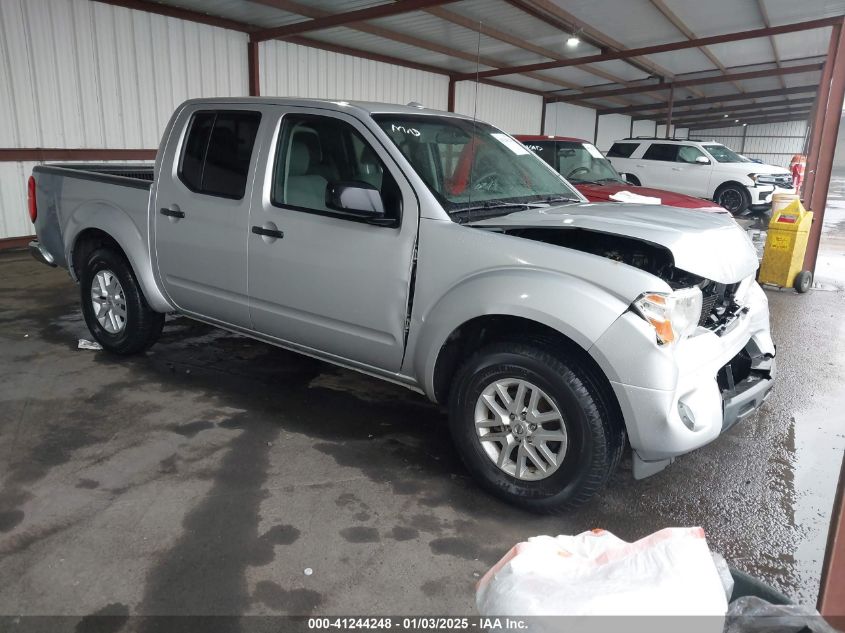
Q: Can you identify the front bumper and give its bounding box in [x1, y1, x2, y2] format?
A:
[589, 281, 775, 478]
[29, 240, 56, 267]
[748, 184, 797, 210]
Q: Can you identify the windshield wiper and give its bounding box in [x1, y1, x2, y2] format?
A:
[450, 202, 542, 222]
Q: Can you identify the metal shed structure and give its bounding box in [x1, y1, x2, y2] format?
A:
[1, 0, 843, 273]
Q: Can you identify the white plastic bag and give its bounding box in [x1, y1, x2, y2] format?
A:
[476, 527, 727, 630]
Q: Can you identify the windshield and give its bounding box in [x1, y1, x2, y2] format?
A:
[703, 144, 745, 163]
[557, 141, 624, 183]
[373, 115, 582, 217]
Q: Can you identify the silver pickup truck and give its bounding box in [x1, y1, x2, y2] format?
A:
[28, 98, 776, 513]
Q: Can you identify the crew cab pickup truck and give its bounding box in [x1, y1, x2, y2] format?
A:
[606, 138, 795, 215]
[28, 98, 776, 513]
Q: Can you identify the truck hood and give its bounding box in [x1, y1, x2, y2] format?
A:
[466, 203, 759, 284]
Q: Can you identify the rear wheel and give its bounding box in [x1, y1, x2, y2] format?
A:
[79, 247, 164, 354]
[448, 340, 624, 513]
[715, 183, 751, 215]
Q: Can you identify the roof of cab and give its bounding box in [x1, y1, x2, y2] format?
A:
[178, 96, 476, 120]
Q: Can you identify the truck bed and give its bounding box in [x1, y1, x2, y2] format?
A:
[33, 163, 154, 190]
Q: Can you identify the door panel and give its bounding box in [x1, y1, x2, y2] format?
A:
[673, 145, 712, 196]
[153, 108, 265, 327]
[247, 109, 418, 371]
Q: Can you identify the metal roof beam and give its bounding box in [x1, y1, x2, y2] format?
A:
[501, 0, 675, 84]
[423, 6, 654, 105]
[597, 84, 819, 115]
[635, 96, 817, 121]
[669, 105, 813, 126]
[455, 16, 841, 80]
[686, 112, 811, 130]
[648, 0, 748, 97]
[755, 0, 788, 90]
[91, 0, 255, 32]
[251, 0, 458, 42]
[548, 63, 822, 103]
[252, 0, 596, 103]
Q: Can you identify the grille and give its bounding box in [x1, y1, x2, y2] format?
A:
[757, 173, 793, 188]
[698, 293, 718, 326]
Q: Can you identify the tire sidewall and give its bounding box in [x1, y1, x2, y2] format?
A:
[449, 348, 601, 508]
[80, 249, 141, 352]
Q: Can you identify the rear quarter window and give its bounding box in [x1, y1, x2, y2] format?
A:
[607, 142, 639, 158]
[642, 143, 680, 162]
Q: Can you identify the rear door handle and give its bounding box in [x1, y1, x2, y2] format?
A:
[251, 225, 284, 239]
[160, 207, 185, 218]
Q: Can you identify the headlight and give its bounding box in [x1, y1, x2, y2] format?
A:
[632, 287, 703, 345]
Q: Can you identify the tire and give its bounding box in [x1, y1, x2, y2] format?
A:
[714, 183, 751, 215]
[79, 247, 164, 355]
[793, 270, 812, 293]
[448, 340, 625, 514]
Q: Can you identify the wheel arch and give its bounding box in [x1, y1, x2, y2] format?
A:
[67, 212, 172, 313]
[712, 179, 750, 199]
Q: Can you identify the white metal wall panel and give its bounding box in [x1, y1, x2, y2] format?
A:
[632, 120, 658, 137]
[260, 40, 448, 109]
[596, 114, 632, 152]
[693, 121, 808, 167]
[454, 82, 542, 134]
[544, 102, 596, 139]
[0, 0, 249, 150]
[0, 0, 249, 239]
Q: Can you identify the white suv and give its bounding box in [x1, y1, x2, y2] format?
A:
[606, 138, 795, 215]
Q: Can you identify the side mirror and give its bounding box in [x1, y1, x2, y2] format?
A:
[326, 181, 390, 223]
[695, 156, 711, 165]
[620, 173, 636, 184]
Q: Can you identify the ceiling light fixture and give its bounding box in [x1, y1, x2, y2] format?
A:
[723, 114, 729, 118]
[735, 119, 740, 123]
[566, 33, 580, 47]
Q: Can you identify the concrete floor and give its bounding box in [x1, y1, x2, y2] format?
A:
[1, 189, 844, 619]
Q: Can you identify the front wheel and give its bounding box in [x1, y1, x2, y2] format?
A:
[715, 183, 751, 215]
[79, 247, 164, 355]
[448, 341, 624, 514]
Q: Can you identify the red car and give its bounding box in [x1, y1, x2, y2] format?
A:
[515, 135, 727, 212]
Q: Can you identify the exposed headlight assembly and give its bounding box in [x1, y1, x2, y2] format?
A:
[632, 287, 703, 345]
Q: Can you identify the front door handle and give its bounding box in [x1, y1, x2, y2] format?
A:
[251, 225, 284, 239]
[160, 207, 185, 219]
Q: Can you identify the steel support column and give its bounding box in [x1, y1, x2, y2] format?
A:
[540, 97, 546, 134]
[665, 84, 674, 138]
[447, 77, 456, 112]
[804, 21, 845, 273]
[248, 40, 260, 96]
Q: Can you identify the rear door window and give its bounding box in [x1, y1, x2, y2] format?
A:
[607, 142, 639, 158]
[642, 143, 680, 162]
[178, 110, 262, 199]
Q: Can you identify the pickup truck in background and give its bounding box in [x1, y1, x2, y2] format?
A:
[28, 98, 776, 513]
[606, 137, 795, 215]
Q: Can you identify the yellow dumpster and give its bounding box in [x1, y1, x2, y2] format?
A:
[758, 199, 814, 293]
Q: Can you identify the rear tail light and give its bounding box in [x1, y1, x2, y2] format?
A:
[27, 175, 37, 223]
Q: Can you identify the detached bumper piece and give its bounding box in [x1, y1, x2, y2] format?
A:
[29, 240, 55, 267]
[719, 350, 776, 432]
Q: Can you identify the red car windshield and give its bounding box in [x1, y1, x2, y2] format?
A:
[556, 142, 624, 184]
